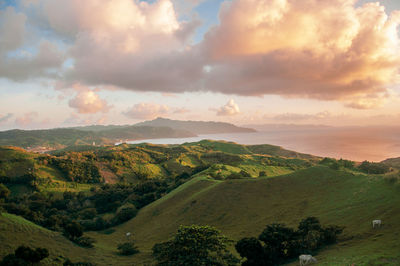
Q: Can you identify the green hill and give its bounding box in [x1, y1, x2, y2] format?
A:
[0, 126, 195, 150]
[0, 118, 257, 150]
[92, 166, 400, 265]
[0, 141, 399, 265]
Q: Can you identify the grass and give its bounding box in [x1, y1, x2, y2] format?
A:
[1, 166, 399, 265]
[91, 166, 400, 265]
[1, 142, 399, 265]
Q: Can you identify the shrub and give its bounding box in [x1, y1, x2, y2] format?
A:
[74, 236, 96, 248]
[63, 259, 95, 266]
[0, 246, 49, 265]
[359, 161, 390, 174]
[152, 225, 238, 265]
[64, 221, 83, 239]
[0, 183, 10, 200]
[112, 205, 137, 225]
[236, 217, 343, 265]
[117, 242, 139, 256]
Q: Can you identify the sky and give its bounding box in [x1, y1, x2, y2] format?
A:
[0, 0, 400, 130]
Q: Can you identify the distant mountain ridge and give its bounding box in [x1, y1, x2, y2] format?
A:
[0, 118, 255, 150]
[135, 117, 256, 134]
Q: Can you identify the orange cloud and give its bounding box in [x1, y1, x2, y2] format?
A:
[68, 88, 112, 114]
[214, 99, 241, 116]
[203, 0, 400, 105]
[124, 103, 169, 120]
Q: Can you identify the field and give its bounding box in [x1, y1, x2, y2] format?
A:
[0, 141, 399, 265]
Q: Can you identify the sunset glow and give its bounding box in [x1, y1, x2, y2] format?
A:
[0, 0, 399, 129]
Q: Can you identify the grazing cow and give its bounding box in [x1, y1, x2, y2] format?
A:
[299, 254, 317, 265]
[372, 220, 382, 228]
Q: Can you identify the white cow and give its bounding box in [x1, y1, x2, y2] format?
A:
[299, 254, 317, 265]
[126, 232, 131, 240]
[372, 220, 382, 228]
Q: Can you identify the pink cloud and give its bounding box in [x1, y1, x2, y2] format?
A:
[124, 103, 169, 120]
[215, 99, 241, 116]
[15, 112, 38, 126]
[201, 0, 400, 106]
[68, 87, 112, 114]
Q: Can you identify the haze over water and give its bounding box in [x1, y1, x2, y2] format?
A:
[127, 126, 400, 162]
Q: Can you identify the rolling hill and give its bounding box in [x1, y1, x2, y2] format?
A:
[0, 141, 399, 265]
[91, 166, 400, 265]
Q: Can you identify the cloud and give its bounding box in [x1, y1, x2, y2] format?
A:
[272, 111, 332, 121]
[0, 7, 26, 53]
[202, 0, 400, 106]
[123, 103, 169, 120]
[2, 0, 400, 110]
[0, 7, 64, 81]
[35, 0, 204, 92]
[15, 112, 38, 126]
[344, 91, 391, 109]
[215, 99, 240, 116]
[63, 113, 108, 126]
[0, 113, 13, 123]
[173, 107, 190, 114]
[68, 87, 112, 114]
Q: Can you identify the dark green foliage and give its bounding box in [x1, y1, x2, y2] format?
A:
[235, 237, 267, 266]
[0, 246, 49, 265]
[152, 225, 239, 266]
[236, 217, 343, 265]
[0, 183, 10, 199]
[63, 259, 96, 266]
[258, 171, 267, 177]
[3, 179, 173, 233]
[320, 157, 355, 170]
[201, 152, 242, 165]
[359, 161, 390, 174]
[112, 206, 138, 224]
[117, 242, 139, 256]
[73, 236, 96, 248]
[49, 154, 102, 183]
[64, 221, 83, 239]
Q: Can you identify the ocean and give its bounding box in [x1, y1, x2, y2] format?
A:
[125, 127, 400, 162]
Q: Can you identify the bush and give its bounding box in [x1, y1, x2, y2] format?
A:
[0, 246, 49, 265]
[236, 217, 343, 265]
[0, 183, 10, 200]
[359, 161, 390, 174]
[74, 236, 96, 248]
[63, 259, 95, 266]
[112, 205, 138, 225]
[117, 242, 139, 256]
[152, 225, 238, 265]
[64, 221, 83, 239]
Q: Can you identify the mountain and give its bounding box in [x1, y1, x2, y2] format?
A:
[0, 126, 195, 150]
[0, 118, 256, 150]
[135, 117, 256, 134]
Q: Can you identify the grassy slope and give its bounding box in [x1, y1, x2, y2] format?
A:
[0, 212, 157, 265]
[90, 166, 400, 265]
[1, 166, 399, 265]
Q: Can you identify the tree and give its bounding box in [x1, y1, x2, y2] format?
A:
[258, 223, 297, 263]
[235, 237, 267, 266]
[152, 225, 238, 266]
[0, 246, 49, 265]
[235, 217, 343, 265]
[0, 183, 10, 200]
[64, 221, 83, 239]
